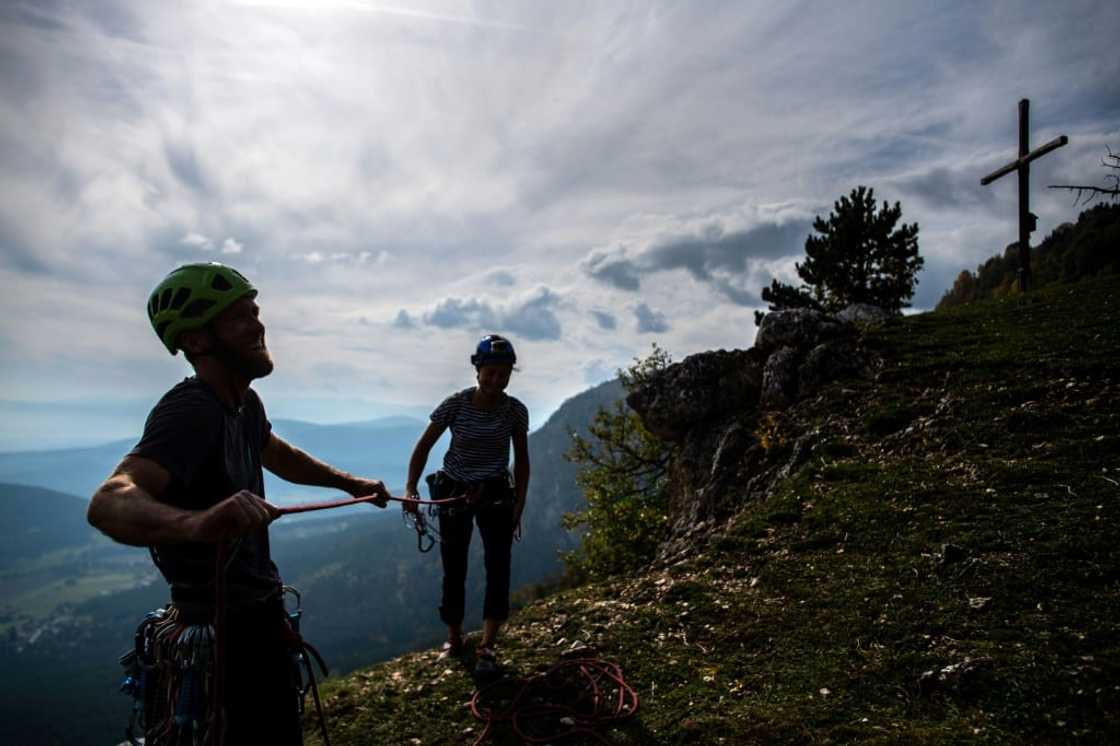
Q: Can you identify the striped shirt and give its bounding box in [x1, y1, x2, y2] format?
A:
[432, 388, 529, 483]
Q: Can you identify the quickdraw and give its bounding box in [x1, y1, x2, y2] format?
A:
[118, 605, 219, 746]
[402, 507, 439, 552]
[278, 585, 332, 746]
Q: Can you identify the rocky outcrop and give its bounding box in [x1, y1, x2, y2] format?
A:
[836, 303, 896, 326]
[625, 305, 883, 555]
[624, 349, 764, 442]
[754, 308, 853, 355]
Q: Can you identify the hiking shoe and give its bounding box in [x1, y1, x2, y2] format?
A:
[438, 640, 463, 661]
[474, 646, 499, 676]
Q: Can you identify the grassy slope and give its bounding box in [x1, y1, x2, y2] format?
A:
[308, 276, 1119, 745]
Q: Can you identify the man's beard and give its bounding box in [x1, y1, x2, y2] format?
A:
[211, 335, 274, 380]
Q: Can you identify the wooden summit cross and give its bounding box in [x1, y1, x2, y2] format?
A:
[981, 98, 1068, 291]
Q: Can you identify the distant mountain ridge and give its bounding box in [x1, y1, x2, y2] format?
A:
[0, 483, 92, 566]
[0, 415, 437, 502]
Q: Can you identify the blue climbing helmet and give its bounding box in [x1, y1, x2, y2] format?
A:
[470, 334, 517, 368]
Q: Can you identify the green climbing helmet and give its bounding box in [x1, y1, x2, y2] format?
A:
[147, 262, 257, 355]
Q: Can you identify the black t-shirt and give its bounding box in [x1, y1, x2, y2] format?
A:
[130, 377, 281, 605]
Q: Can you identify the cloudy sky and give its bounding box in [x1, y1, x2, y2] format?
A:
[1, 0, 1118, 449]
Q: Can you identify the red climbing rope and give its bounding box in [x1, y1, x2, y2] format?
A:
[275, 493, 466, 516]
[468, 657, 640, 744]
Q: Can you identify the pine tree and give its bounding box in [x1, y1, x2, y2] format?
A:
[759, 186, 923, 322]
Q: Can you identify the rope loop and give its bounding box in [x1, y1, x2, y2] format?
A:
[469, 657, 639, 744]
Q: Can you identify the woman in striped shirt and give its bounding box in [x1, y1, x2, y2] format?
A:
[405, 334, 530, 675]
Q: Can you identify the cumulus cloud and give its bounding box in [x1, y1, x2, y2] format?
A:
[404, 286, 564, 341]
[507, 287, 563, 341]
[888, 163, 1000, 213]
[484, 269, 517, 287]
[392, 309, 416, 329]
[581, 208, 813, 306]
[295, 251, 361, 264]
[163, 138, 208, 192]
[426, 297, 500, 329]
[358, 250, 391, 265]
[590, 309, 617, 330]
[181, 232, 213, 251]
[221, 237, 244, 254]
[580, 248, 642, 291]
[634, 303, 669, 334]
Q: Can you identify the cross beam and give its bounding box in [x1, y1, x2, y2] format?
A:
[980, 99, 1068, 291]
[981, 135, 1069, 186]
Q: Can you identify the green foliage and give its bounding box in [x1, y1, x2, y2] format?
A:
[618, 341, 672, 389]
[561, 346, 673, 580]
[759, 186, 922, 324]
[937, 203, 1120, 309]
[754, 279, 823, 325]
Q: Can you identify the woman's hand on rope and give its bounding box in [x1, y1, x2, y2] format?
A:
[189, 489, 280, 542]
[402, 484, 421, 515]
[348, 478, 390, 508]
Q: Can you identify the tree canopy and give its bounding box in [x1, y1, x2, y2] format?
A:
[937, 202, 1120, 309]
[757, 186, 922, 323]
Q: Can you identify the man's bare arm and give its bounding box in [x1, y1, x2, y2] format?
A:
[262, 433, 389, 505]
[87, 455, 276, 546]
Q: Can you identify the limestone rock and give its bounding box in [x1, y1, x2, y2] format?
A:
[754, 309, 852, 356]
[760, 346, 800, 409]
[632, 305, 880, 552]
[798, 339, 865, 391]
[836, 303, 895, 326]
[626, 348, 764, 442]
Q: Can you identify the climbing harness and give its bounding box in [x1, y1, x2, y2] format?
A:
[468, 656, 640, 745]
[397, 472, 515, 554]
[118, 567, 330, 746]
[118, 491, 469, 745]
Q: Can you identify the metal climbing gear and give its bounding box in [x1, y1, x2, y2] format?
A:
[117, 604, 218, 745]
[402, 506, 439, 552]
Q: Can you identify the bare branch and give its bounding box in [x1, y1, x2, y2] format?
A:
[1048, 145, 1120, 206]
[1105, 145, 1119, 169]
[1047, 184, 1120, 207]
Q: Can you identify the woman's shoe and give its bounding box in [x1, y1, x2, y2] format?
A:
[474, 646, 499, 676]
[438, 639, 463, 661]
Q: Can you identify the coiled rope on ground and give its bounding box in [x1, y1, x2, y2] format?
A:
[469, 657, 640, 744]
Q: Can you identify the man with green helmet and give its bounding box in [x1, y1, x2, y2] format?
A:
[88, 261, 390, 745]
